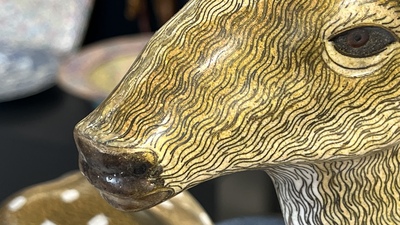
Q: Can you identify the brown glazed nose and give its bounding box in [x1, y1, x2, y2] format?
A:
[74, 132, 165, 197]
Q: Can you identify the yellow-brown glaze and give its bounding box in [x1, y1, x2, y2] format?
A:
[0, 171, 213, 225]
[75, 0, 400, 224]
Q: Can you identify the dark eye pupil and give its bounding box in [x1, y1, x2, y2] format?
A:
[347, 29, 369, 48]
[329, 26, 397, 58]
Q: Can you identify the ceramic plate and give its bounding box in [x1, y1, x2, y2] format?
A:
[58, 34, 152, 102]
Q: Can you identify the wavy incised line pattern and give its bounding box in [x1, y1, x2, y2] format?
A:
[267, 165, 324, 225]
[81, 0, 400, 187]
[267, 145, 400, 225]
[76, 0, 400, 223]
[158, 0, 333, 185]
[318, 145, 400, 225]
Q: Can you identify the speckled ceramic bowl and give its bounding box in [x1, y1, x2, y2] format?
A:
[0, 0, 93, 102]
[0, 43, 59, 102]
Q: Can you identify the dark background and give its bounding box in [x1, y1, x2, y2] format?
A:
[0, 0, 280, 222]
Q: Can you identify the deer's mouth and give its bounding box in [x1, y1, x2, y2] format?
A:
[100, 189, 173, 211]
[79, 155, 174, 211]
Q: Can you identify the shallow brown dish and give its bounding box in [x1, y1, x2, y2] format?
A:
[58, 34, 152, 102]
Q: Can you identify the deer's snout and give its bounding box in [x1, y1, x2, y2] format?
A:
[74, 129, 174, 211]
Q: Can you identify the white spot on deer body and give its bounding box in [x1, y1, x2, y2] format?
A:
[60, 189, 80, 203]
[7, 196, 27, 212]
[41, 220, 57, 225]
[88, 214, 109, 225]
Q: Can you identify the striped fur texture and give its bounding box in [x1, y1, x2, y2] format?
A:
[75, 0, 400, 224]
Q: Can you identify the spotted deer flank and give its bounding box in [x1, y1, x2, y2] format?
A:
[0, 171, 213, 225]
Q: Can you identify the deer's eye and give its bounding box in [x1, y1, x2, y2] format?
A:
[329, 26, 397, 58]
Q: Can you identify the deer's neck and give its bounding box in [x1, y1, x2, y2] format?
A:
[265, 145, 400, 225]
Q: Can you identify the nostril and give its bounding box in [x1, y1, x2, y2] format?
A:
[133, 163, 150, 177]
[86, 150, 159, 178]
[107, 158, 153, 178]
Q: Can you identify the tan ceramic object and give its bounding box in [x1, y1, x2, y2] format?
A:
[74, 0, 400, 224]
[0, 171, 213, 225]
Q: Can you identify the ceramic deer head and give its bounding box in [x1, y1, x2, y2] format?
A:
[0, 171, 213, 225]
[74, 0, 400, 224]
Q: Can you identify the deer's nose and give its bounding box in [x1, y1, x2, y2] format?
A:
[75, 133, 160, 178]
[74, 131, 173, 211]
